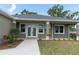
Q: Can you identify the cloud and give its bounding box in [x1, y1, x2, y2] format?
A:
[9, 4, 16, 13]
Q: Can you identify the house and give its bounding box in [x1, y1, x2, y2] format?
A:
[0, 10, 13, 42]
[0, 9, 79, 40]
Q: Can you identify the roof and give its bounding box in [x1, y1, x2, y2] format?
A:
[0, 9, 78, 23]
[13, 14, 56, 19]
[13, 14, 71, 20]
[13, 14, 79, 23]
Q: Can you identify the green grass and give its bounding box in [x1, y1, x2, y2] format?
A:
[38, 40, 79, 55]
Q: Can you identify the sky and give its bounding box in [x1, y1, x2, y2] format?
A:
[0, 4, 79, 15]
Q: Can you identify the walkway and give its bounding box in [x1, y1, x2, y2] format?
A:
[0, 39, 40, 55]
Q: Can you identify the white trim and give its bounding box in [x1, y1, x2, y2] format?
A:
[26, 26, 38, 37]
[76, 36, 79, 40]
[19, 23, 26, 34]
[14, 17, 77, 22]
[13, 20, 16, 23]
[46, 36, 50, 40]
[38, 24, 45, 34]
[46, 21, 50, 24]
[19, 23, 45, 38]
[68, 25, 76, 33]
[25, 23, 38, 38]
[54, 25, 65, 34]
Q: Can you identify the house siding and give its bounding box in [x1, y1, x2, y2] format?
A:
[16, 21, 69, 39]
[0, 14, 11, 39]
[53, 24, 69, 38]
[19, 33, 46, 39]
[19, 33, 26, 38]
[17, 21, 46, 39]
[38, 24, 46, 39]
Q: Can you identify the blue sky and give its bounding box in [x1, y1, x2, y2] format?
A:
[0, 4, 79, 15]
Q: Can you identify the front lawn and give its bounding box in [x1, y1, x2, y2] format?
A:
[38, 40, 79, 55]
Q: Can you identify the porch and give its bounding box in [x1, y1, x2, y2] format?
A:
[12, 20, 78, 40]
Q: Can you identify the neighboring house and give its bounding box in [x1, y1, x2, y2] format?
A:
[0, 10, 13, 40]
[0, 9, 79, 40]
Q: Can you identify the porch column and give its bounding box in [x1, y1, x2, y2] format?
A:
[76, 23, 79, 40]
[46, 21, 50, 40]
[12, 20, 16, 29]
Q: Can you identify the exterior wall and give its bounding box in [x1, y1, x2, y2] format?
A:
[19, 33, 26, 38]
[16, 21, 46, 39]
[38, 33, 46, 39]
[19, 31, 46, 39]
[0, 14, 11, 39]
[53, 24, 69, 38]
[76, 24, 79, 40]
[16, 21, 69, 39]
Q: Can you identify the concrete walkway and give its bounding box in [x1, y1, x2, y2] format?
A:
[0, 39, 40, 55]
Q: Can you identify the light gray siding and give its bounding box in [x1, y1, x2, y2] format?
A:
[38, 34, 46, 39]
[19, 33, 26, 38]
[19, 32, 46, 39]
[16, 21, 46, 38]
[53, 24, 69, 38]
[0, 14, 11, 39]
[77, 24, 79, 36]
[16, 21, 69, 39]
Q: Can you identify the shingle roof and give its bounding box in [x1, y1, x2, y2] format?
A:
[0, 9, 78, 23]
[12, 14, 79, 23]
[13, 14, 70, 20]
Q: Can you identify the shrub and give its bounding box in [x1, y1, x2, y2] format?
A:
[8, 28, 20, 43]
[10, 28, 20, 35]
[70, 34, 76, 40]
[8, 34, 14, 43]
[10, 28, 20, 40]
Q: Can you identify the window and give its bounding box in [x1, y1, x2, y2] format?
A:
[20, 24, 25, 32]
[28, 27, 31, 36]
[54, 25, 64, 34]
[55, 26, 59, 33]
[38, 24, 44, 34]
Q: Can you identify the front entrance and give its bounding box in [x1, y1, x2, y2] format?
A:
[26, 25, 37, 38]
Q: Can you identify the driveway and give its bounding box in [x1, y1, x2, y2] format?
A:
[0, 39, 40, 55]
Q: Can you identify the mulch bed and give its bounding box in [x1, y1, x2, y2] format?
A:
[0, 40, 23, 50]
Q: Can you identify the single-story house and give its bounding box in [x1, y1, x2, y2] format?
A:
[0, 9, 79, 40]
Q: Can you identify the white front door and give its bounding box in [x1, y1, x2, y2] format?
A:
[26, 25, 37, 38]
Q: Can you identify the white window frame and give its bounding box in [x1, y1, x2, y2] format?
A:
[38, 24, 44, 34]
[68, 25, 76, 33]
[54, 25, 65, 34]
[19, 23, 26, 34]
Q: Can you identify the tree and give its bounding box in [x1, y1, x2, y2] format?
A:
[47, 4, 69, 17]
[21, 9, 29, 15]
[16, 9, 37, 15]
[71, 11, 79, 19]
[66, 11, 79, 19]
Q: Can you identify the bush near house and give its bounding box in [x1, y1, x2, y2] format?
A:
[8, 28, 20, 43]
[70, 34, 76, 40]
[0, 28, 22, 50]
[2, 28, 20, 43]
